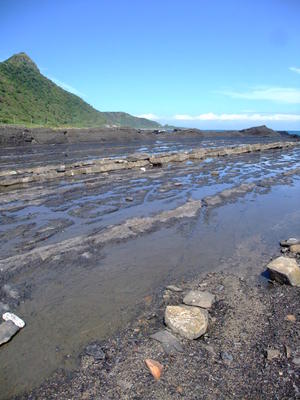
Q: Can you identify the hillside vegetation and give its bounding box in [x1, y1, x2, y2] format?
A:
[0, 52, 160, 129]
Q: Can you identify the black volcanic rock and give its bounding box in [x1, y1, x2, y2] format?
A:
[238, 125, 280, 137]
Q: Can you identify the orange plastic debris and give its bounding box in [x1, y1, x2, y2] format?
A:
[145, 358, 163, 380]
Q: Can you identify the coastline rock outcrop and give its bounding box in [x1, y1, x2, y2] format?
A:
[0, 141, 298, 187]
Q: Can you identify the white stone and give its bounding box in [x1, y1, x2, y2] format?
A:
[2, 312, 25, 328]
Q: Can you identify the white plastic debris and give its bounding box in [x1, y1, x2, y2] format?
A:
[140, 167, 146, 172]
[2, 312, 25, 328]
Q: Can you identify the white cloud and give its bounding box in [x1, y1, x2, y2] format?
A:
[218, 87, 300, 104]
[289, 67, 300, 74]
[136, 113, 161, 120]
[49, 76, 86, 97]
[173, 113, 300, 122]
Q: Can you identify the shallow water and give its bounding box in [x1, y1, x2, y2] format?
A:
[0, 141, 300, 398]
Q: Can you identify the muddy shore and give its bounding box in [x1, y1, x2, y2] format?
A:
[0, 131, 299, 399]
[20, 267, 300, 400]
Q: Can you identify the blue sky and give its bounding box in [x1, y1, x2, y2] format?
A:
[1, 0, 300, 129]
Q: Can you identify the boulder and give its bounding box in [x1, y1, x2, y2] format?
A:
[290, 244, 300, 254]
[165, 305, 208, 340]
[0, 321, 20, 346]
[183, 290, 215, 309]
[267, 257, 300, 287]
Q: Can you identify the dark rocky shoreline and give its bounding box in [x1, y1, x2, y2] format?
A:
[0, 124, 294, 147]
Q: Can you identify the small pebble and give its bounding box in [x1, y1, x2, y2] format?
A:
[221, 351, 233, 363]
[285, 314, 296, 322]
[166, 285, 183, 292]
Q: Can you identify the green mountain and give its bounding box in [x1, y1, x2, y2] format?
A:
[0, 52, 160, 129]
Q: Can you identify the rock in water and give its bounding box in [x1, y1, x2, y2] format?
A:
[0, 321, 20, 346]
[290, 244, 300, 254]
[85, 343, 105, 360]
[56, 165, 66, 173]
[165, 305, 208, 340]
[267, 256, 300, 287]
[183, 290, 215, 309]
[150, 330, 183, 354]
[2, 312, 25, 328]
[280, 238, 300, 247]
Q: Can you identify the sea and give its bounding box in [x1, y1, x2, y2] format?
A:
[288, 130, 300, 137]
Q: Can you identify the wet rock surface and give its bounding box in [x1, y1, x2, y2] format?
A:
[0, 140, 298, 187]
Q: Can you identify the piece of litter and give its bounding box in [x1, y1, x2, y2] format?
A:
[2, 312, 25, 328]
[144, 359, 163, 380]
